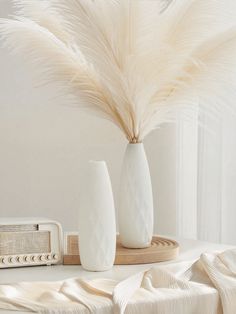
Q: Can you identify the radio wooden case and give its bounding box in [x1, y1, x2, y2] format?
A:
[0, 218, 63, 268]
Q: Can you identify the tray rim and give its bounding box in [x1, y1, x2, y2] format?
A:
[63, 233, 179, 265]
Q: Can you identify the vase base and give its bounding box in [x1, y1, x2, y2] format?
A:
[120, 241, 152, 249]
[81, 265, 113, 272]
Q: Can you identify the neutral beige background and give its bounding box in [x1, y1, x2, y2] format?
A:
[0, 0, 177, 234]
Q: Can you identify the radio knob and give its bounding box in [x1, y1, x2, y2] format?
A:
[52, 254, 58, 260]
[31, 255, 36, 262]
[18, 256, 24, 263]
[39, 255, 46, 262]
[0, 257, 5, 264]
[8, 257, 13, 263]
[46, 254, 52, 261]
[23, 256, 30, 263]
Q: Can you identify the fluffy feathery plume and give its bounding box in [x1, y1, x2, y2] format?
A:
[1, 0, 236, 142]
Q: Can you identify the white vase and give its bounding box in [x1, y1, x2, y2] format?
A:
[118, 143, 153, 248]
[78, 161, 116, 271]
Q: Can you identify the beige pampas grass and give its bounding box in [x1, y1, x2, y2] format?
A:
[1, 0, 236, 142]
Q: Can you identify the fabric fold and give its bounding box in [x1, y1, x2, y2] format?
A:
[0, 249, 235, 314]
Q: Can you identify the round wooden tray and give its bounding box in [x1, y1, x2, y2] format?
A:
[63, 235, 179, 265]
[115, 236, 179, 264]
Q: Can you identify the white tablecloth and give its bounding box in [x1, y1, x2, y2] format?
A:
[0, 238, 235, 314]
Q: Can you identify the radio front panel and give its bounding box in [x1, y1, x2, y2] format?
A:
[0, 218, 63, 268]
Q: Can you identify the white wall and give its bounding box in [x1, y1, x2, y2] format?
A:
[1, 1, 234, 244]
[0, 1, 178, 234]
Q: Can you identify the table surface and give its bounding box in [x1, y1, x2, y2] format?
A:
[0, 237, 234, 313]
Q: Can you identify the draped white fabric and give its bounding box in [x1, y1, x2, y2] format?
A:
[0, 248, 235, 314]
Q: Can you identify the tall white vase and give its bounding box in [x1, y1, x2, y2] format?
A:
[78, 161, 116, 271]
[118, 143, 153, 248]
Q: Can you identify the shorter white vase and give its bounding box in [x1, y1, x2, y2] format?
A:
[78, 160, 116, 271]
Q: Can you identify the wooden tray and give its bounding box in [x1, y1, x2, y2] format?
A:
[63, 234, 179, 265]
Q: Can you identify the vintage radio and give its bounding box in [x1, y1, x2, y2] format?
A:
[0, 218, 63, 268]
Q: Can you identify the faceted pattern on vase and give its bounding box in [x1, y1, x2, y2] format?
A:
[85, 213, 116, 269]
[78, 161, 116, 271]
[119, 143, 154, 248]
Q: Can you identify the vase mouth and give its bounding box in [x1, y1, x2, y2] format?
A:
[128, 142, 143, 145]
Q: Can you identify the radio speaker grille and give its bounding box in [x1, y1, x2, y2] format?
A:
[0, 231, 50, 255]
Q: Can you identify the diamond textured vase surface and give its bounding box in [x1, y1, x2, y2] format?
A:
[78, 161, 116, 271]
[119, 143, 154, 248]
